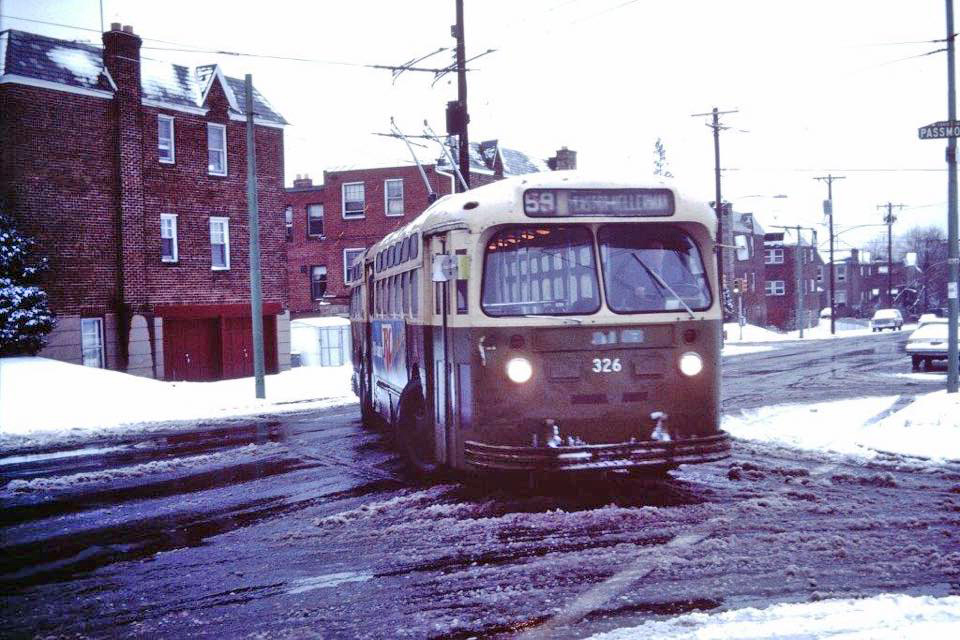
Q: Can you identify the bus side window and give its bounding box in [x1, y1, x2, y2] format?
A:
[435, 282, 444, 316]
[410, 269, 419, 317]
[401, 271, 409, 316]
[456, 280, 468, 314]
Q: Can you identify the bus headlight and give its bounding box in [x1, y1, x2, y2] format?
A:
[679, 352, 703, 376]
[506, 357, 533, 383]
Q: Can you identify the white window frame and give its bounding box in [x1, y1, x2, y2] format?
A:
[764, 248, 784, 264]
[160, 213, 178, 263]
[837, 264, 847, 282]
[310, 265, 328, 301]
[158, 114, 175, 164]
[836, 290, 847, 304]
[207, 123, 227, 176]
[384, 178, 404, 217]
[343, 248, 365, 285]
[765, 280, 786, 296]
[81, 317, 105, 368]
[210, 216, 230, 270]
[284, 206, 293, 241]
[307, 203, 324, 237]
[342, 182, 365, 219]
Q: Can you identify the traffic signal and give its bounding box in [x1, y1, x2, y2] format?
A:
[732, 278, 742, 295]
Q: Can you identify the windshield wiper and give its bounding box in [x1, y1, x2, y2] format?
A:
[631, 253, 696, 320]
[521, 314, 583, 325]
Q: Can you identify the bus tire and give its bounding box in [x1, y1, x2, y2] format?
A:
[395, 383, 438, 477]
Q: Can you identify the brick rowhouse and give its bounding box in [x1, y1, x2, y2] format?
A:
[0, 26, 290, 380]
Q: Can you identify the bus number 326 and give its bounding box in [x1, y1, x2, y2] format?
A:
[591, 357, 622, 373]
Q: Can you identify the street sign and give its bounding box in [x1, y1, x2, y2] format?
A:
[918, 120, 960, 139]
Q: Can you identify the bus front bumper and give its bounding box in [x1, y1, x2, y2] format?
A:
[464, 432, 731, 472]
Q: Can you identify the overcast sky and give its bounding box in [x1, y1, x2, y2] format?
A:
[3, 0, 958, 252]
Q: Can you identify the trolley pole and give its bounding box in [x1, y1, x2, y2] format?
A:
[245, 75, 265, 399]
[948, 0, 959, 393]
[815, 175, 845, 335]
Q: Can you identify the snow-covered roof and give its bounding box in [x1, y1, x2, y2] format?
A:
[2, 30, 113, 92]
[437, 140, 549, 177]
[1, 29, 286, 125]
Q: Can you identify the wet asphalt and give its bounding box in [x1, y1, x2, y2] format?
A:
[1, 329, 958, 639]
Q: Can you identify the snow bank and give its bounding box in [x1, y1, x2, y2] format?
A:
[723, 393, 960, 463]
[587, 593, 960, 640]
[724, 319, 881, 344]
[0, 357, 355, 448]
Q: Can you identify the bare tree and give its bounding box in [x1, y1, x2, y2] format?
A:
[653, 137, 673, 179]
[898, 225, 948, 310]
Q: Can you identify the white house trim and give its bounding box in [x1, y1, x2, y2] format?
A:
[227, 112, 285, 128]
[200, 65, 241, 113]
[143, 98, 208, 116]
[0, 74, 113, 99]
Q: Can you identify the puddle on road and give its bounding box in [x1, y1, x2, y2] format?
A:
[286, 571, 372, 594]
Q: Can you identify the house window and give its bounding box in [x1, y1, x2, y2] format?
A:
[765, 280, 785, 296]
[210, 217, 230, 270]
[836, 290, 847, 304]
[878, 265, 889, 274]
[837, 264, 847, 282]
[284, 206, 293, 241]
[344, 248, 365, 285]
[160, 213, 178, 262]
[764, 248, 784, 264]
[81, 318, 104, 368]
[311, 265, 327, 300]
[817, 266, 823, 282]
[207, 123, 227, 176]
[342, 182, 365, 218]
[307, 204, 324, 237]
[385, 179, 404, 216]
[158, 114, 175, 164]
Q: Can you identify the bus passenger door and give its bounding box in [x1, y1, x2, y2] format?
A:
[428, 234, 453, 465]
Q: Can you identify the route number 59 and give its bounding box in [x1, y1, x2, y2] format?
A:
[591, 357, 622, 373]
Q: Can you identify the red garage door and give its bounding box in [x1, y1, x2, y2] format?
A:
[221, 316, 278, 379]
[163, 318, 221, 381]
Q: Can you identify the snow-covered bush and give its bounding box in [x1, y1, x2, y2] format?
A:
[0, 213, 55, 355]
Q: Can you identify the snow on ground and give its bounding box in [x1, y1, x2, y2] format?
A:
[724, 318, 887, 344]
[723, 392, 960, 463]
[0, 357, 354, 449]
[587, 593, 960, 640]
[721, 344, 775, 357]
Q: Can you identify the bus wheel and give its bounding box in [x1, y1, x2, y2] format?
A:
[396, 384, 438, 477]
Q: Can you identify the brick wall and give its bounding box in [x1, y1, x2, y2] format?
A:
[0, 85, 120, 315]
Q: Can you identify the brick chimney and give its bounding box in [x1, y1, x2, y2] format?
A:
[104, 24, 147, 371]
[548, 146, 577, 171]
[293, 174, 314, 188]
[850, 248, 860, 264]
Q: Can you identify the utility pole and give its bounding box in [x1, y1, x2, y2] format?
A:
[453, 0, 470, 190]
[878, 203, 905, 306]
[692, 107, 738, 302]
[815, 174, 845, 335]
[947, 0, 959, 393]
[245, 75, 265, 399]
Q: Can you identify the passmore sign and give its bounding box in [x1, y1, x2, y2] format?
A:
[918, 120, 960, 139]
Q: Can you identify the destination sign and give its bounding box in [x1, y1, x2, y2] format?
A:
[523, 188, 675, 217]
[918, 120, 960, 139]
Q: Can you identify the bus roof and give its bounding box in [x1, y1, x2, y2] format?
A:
[361, 171, 717, 271]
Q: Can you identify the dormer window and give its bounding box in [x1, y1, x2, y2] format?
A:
[207, 123, 227, 176]
[158, 115, 175, 164]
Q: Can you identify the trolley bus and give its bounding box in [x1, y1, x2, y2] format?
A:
[346, 172, 730, 475]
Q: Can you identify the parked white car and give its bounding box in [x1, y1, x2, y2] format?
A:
[870, 308, 903, 332]
[906, 322, 950, 370]
[918, 313, 947, 327]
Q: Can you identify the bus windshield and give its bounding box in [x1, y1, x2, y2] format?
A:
[481, 225, 601, 317]
[598, 224, 712, 313]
